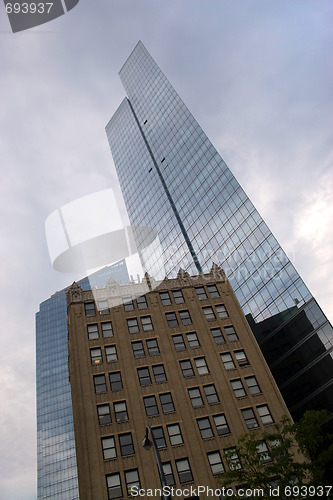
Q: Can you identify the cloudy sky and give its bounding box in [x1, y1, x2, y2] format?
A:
[0, 0, 332, 498]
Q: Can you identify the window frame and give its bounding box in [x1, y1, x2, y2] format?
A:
[152, 364, 167, 383]
[127, 317, 139, 334]
[146, 338, 160, 355]
[215, 304, 228, 319]
[159, 392, 175, 414]
[179, 309, 192, 325]
[101, 321, 113, 338]
[105, 345, 118, 363]
[159, 291, 172, 306]
[167, 423, 183, 446]
[119, 432, 134, 456]
[203, 384, 219, 404]
[102, 436, 116, 460]
[195, 286, 208, 300]
[213, 413, 230, 436]
[194, 357, 209, 375]
[166, 312, 178, 327]
[141, 315, 153, 331]
[97, 404, 111, 425]
[87, 323, 99, 340]
[84, 302, 96, 317]
[211, 327, 225, 344]
[137, 367, 152, 386]
[113, 401, 128, 422]
[188, 387, 204, 407]
[93, 374, 106, 393]
[207, 451, 225, 476]
[132, 340, 145, 359]
[175, 458, 193, 483]
[143, 395, 159, 416]
[197, 417, 214, 439]
[109, 371, 123, 391]
[172, 289, 184, 304]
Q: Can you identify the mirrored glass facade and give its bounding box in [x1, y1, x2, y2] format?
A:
[106, 41, 333, 424]
[36, 261, 129, 499]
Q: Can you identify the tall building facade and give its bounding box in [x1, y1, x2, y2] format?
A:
[36, 261, 129, 500]
[67, 266, 294, 499]
[106, 41, 333, 423]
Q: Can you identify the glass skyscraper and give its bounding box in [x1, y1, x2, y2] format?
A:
[36, 261, 129, 499]
[106, 41, 333, 424]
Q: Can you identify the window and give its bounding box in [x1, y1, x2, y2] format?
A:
[109, 371, 122, 391]
[188, 387, 203, 407]
[207, 451, 225, 475]
[94, 374, 106, 393]
[211, 327, 225, 344]
[241, 408, 259, 429]
[203, 306, 215, 321]
[90, 347, 102, 365]
[213, 414, 230, 435]
[231, 379, 246, 398]
[160, 291, 171, 306]
[114, 401, 128, 422]
[152, 426, 166, 448]
[141, 315, 153, 331]
[127, 318, 139, 334]
[225, 447, 242, 470]
[235, 350, 249, 367]
[166, 312, 178, 327]
[102, 321, 113, 338]
[220, 352, 235, 370]
[84, 302, 96, 316]
[143, 395, 158, 416]
[119, 433, 134, 456]
[195, 286, 207, 300]
[105, 345, 117, 363]
[176, 458, 193, 483]
[203, 384, 219, 404]
[98, 299, 109, 314]
[106, 473, 122, 499]
[160, 392, 175, 413]
[167, 423, 183, 445]
[87, 323, 99, 340]
[257, 404, 274, 425]
[162, 462, 175, 486]
[172, 334, 186, 351]
[216, 304, 228, 319]
[153, 364, 167, 383]
[172, 289, 184, 304]
[125, 469, 140, 496]
[224, 325, 238, 341]
[194, 357, 209, 375]
[257, 442, 271, 463]
[207, 284, 219, 298]
[245, 376, 261, 395]
[132, 341, 145, 359]
[138, 367, 151, 386]
[123, 297, 134, 311]
[102, 436, 116, 459]
[179, 310, 192, 325]
[136, 295, 147, 309]
[97, 404, 111, 425]
[180, 360, 194, 378]
[146, 338, 160, 355]
[186, 332, 200, 348]
[197, 417, 214, 439]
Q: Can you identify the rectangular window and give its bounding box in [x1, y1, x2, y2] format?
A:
[143, 395, 159, 416]
[102, 321, 113, 338]
[146, 338, 160, 355]
[221, 352, 235, 370]
[152, 426, 166, 448]
[109, 371, 122, 391]
[213, 414, 230, 435]
[137, 367, 152, 386]
[245, 376, 261, 395]
[180, 359, 194, 378]
[105, 345, 117, 363]
[225, 447, 242, 470]
[211, 327, 225, 344]
[114, 401, 128, 422]
[194, 357, 209, 375]
[84, 302, 96, 316]
[127, 318, 139, 334]
[231, 379, 246, 398]
[162, 462, 176, 486]
[123, 297, 134, 311]
[90, 347, 102, 365]
[119, 433, 134, 456]
[197, 417, 214, 439]
[172, 334, 186, 351]
[216, 304, 228, 319]
[159, 291, 171, 306]
[97, 404, 111, 425]
[141, 315, 153, 331]
[241, 408, 259, 429]
[175, 458, 193, 483]
[166, 312, 178, 327]
[179, 310, 192, 325]
[224, 325, 238, 341]
[207, 284, 219, 298]
[136, 295, 147, 309]
[160, 392, 175, 413]
[186, 331, 200, 348]
[207, 451, 225, 476]
[102, 436, 116, 460]
[188, 387, 203, 407]
[203, 384, 219, 404]
[256, 442, 271, 463]
[98, 299, 109, 315]
[152, 364, 167, 383]
[235, 349, 249, 367]
[125, 469, 140, 496]
[257, 404, 274, 425]
[203, 306, 215, 321]
[167, 423, 183, 445]
[87, 323, 99, 340]
[106, 473, 122, 499]
[94, 374, 106, 393]
[132, 341, 145, 359]
[195, 286, 207, 300]
[172, 289, 184, 304]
